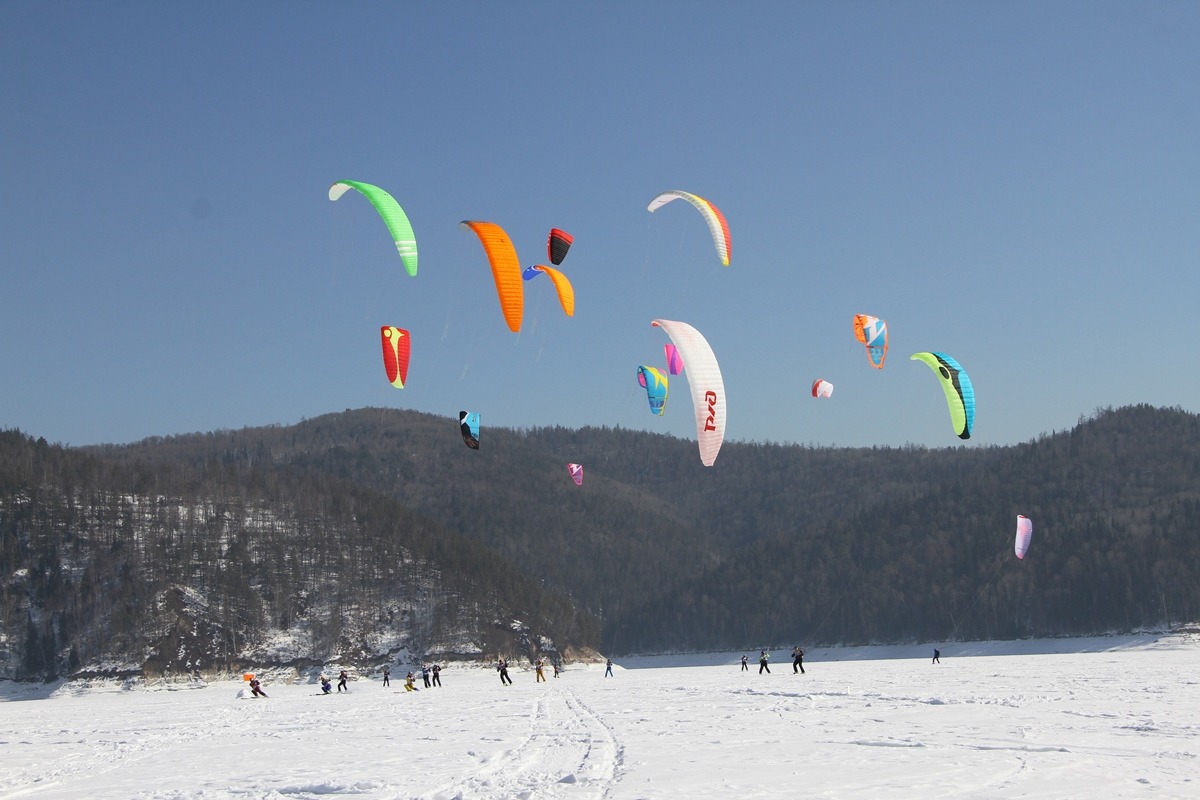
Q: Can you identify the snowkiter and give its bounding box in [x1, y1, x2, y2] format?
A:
[498, 659, 513, 685]
[404, 672, 416, 691]
[604, 658, 613, 677]
[535, 659, 546, 682]
[321, 675, 332, 694]
[249, 677, 267, 697]
[382, 665, 390, 687]
[432, 663, 442, 687]
[792, 646, 805, 674]
[740, 654, 748, 671]
[933, 649, 941, 664]
[337, 670, 349, 692]
[422, 665, 431, 688]
[759, 651, 771, 674]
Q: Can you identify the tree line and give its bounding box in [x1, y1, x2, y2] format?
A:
[3, 403, 1197, 679]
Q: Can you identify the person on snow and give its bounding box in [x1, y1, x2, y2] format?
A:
[404, 672, 417, 691]
[249, 677, 267, 698]
[740, 654, 748, 671]
[932, 649, 941, 664]
[320, 675, 332, 694]
[553, 661, 561, 678]
[382, 665, 390, 688]
[604, 658, 613, 677]
[792, 646, 805, 675]
[432, 663, 442, 687]
[337, 670, 349, 692]
[759, 650, 771, 674]
[535, 659, 546, 682]
[421, 665, 431, 688]
[498, 659, 513, 685]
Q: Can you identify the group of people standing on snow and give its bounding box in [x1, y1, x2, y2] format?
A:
[736, 645, 946, 674]
[533, 658, 562, 681]
[274, 643, 944, 700]
[402, 663, 443, 691]
[316, 670, 349, 694]
[316, 664, 445, 694]
[499, 657, 568, 684]
[740, 647, 804, 675]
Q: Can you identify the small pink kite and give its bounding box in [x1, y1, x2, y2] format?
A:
[664, 344, 683, 376]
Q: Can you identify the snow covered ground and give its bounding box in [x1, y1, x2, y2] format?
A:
[1, 634, 1197, 799]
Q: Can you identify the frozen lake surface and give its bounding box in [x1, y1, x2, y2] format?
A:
[1, 634, 1197, 799]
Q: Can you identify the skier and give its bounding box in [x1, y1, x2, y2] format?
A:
[759, 650, 771, 674]
[535, 659, 546, 682]
[249, 677, 268, 698]
[431, 663, 442, 687]
[740, 654, 748, 671]
[932, 648, 941, 664]
[498, 658, 513, 685]
[382, 665, 390, 688]
[337, 670, 349, 692]
[792, 646, 805, 675]
[604, 658, 613, 677]
[320, 675, 332, 694]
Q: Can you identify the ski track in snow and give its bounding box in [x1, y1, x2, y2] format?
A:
[428, 685, 622, 800]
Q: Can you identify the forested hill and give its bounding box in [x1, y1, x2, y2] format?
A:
[88, 403, 1200, 656]
[0, 430, 599, 681]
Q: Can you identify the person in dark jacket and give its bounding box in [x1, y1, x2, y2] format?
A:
[932, 649, 941, 664]
[432, 663, 442, 687]
[382, 665, 390, 688]
[249, 677, 267, 697]
[759, 651, 771, 674]
[792, 646, 805, 674]
[498, 659, 513, 685]
[337, 670, 349, 692]
[740, 654, 748, 671]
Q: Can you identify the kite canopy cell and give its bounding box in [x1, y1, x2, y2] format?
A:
[651, 319, 726, 466]
[459, 221, 525, 333]
[911, 351, 976, 440]
[1015, 515, 1033, 559]
[853, 314, 888, 369]
[380, 326, 411, 389]
[458, 411, 480, 450]
[329, 180, 418, 277]
[664, 344, 683, 376]
[527, 265, 576, 316]
[547, 228, 573, 266]
[637, 365, 669, 416]
[647, 190, 731, 266]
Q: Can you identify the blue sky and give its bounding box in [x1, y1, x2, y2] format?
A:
[3, 1, 1198, 452]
